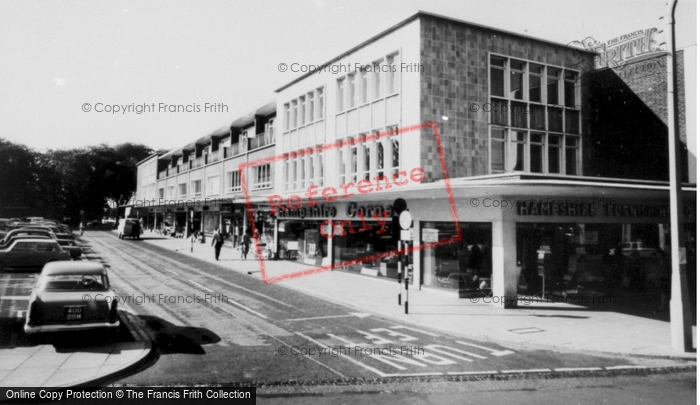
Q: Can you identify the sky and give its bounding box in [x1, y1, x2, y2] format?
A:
[0, 0, 696, 153]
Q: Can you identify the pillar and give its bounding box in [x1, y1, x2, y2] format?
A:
[491, 220, 518, 308]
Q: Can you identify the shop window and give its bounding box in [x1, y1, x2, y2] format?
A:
[227, 171, 241, 193]
[422, 222, 492, 291]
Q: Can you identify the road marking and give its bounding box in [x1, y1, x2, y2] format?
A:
[554, 367, 603, 372]
[447, 370, 498, 375]
[295, 332, 389, 377]
[383, 372, 443, 377]
[0, 296, 29, 300]
[502, 368, 552, 373]
[286, 313, 371, 322]
[189, 280, 214, 293]
[390, 325, 440, 337]
[455, 341, 515, 357]
[605, 365, 647, 370]
[327, 334, 370, 347]
[165, 269, 179, 276]
[226, 299, 269, 319]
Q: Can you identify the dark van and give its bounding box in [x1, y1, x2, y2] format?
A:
[118, 218, 141, 240]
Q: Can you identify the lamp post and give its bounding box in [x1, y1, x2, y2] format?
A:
[665, 0, 693, 352]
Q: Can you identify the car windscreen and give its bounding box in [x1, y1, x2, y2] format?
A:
[41, 274, 109, 291]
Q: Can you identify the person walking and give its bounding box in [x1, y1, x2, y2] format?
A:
[241, 230, 251, 261]
[79, 222, 85, 236]
[211, 228, 224, 261]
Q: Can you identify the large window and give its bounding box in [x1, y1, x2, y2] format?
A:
[206, 175, 220, 196]
[491, 127, 579, 175]
[178, 183, 187, 199]
[227, 171, 241, 193]
[254, 164, 272, 189]
[191, 180, 202, 198]
[489, 54, 581, 175]
[337, 79, 345, 112]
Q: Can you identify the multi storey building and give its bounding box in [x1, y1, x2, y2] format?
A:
[135, 12, 695, 307]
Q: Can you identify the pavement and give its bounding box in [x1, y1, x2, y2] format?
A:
[140, 231, 697, 360]
[0, 234, 155, 388]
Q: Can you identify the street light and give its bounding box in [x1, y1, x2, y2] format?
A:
[664, 0, 692, 352]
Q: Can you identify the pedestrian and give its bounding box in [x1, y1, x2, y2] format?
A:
[79, 222, 85, 236]
[241, 231, 251, 261]
[211, 228, 223, 261]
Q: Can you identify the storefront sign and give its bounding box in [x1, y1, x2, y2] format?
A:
[346, 202, 393, 218]
[422, 228, 439, 242]
[277, 204, 337, 218]
[517, 200, 597, 217]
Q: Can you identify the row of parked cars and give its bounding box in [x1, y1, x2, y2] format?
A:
[0, 217, 82, 272]
[0, 217, 120, 335]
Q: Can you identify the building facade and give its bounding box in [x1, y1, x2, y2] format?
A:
[135, 12, 696, 308]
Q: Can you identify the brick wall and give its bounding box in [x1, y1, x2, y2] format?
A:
[418, 15, 596, 181]
[613, 51, 686, 144]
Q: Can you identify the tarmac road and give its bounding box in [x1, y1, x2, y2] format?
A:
[75, 231, 653, 386]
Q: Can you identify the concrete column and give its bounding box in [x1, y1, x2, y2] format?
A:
[491, 220, 518, 308]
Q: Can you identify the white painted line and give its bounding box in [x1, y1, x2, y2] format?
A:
[0, 296, 29, 300]
[383, 372, 444, 377]
[455, 341, 515, 357]
[502, 368, 552, 373]
[605, 365, 648, 370]
[226, 299, 269, 319]
[165, 269, 179, 276]
[189, 280, 214, 293]
[390, 325, 440, 337]
[286, 313, 370, 322]
[295, 332, 389, 377]
[447, 370, 498, 375]
[554, 367, 603, 372]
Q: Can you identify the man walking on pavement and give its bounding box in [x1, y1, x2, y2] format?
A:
[211, 228, 224, 260]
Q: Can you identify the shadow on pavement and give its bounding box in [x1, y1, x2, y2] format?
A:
[139, 315, 220, 355]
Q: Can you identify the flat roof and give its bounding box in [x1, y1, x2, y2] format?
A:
[276, 11, 597, 92]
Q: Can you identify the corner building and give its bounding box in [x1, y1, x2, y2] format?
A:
[270, 12, 695, 307]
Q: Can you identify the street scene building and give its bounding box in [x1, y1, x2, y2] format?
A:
[132, 12, 695, 309]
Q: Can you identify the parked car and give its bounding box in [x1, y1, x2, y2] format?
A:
[117, 218, 141, 240]
[19, 225, 76, 241]
[24, 261, 119, 334]
[1, 229, 56, 245]
[0, 239, 70, 271]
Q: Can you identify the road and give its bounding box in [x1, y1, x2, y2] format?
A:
[75, 231, 636, 385]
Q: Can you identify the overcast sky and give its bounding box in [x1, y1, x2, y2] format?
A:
[0, 0, 696, 152]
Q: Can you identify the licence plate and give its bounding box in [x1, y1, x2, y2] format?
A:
[65, 306, 83, 321]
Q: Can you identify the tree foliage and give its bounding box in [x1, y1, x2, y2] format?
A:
[0, 138, 152, 223]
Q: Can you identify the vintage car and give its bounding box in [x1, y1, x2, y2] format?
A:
[0, 239, 70, 271]
[19, 225, 76, 241]
[24, 262, 119, 334]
